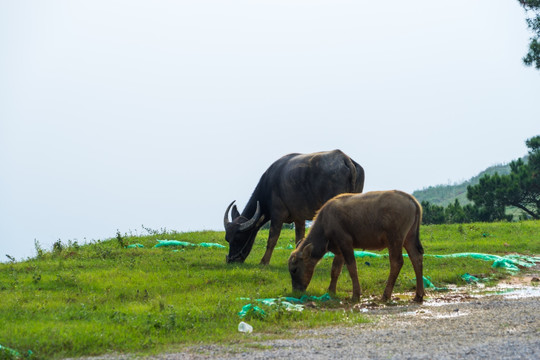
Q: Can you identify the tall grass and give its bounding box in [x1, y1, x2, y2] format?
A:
[1, 221, 539, 359]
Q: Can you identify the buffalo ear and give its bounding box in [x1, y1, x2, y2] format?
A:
[302, 243, 314, 260]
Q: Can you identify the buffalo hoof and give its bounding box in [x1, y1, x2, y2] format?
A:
[413, 295, 424, 303]
[226, 255, 245, 264]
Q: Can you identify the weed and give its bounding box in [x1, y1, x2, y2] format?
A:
[34, 239, 44, 259]
[141, 225, 169, 236]
[53, 240, 64, 254]
[67, 239, 80, 251]
[116, 230, 126, 248]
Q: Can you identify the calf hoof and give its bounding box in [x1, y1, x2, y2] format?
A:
[413, 295, 424, 303]
[327, 287, 337, 295]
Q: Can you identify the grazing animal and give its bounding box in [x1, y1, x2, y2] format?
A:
[288, 190, 424, 302]
[224, 150, 365, 264]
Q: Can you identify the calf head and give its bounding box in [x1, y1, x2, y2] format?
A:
[223, 200, 262, 263]
[288, 243, 315, 292]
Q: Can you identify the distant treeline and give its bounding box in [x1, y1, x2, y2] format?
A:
[421, 199, 515, 225]
[421, 136, 540, 224]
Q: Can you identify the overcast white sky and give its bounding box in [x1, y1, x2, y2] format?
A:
[1, 0, 539, 261]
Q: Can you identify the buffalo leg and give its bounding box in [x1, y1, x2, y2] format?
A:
[404, 240, 424, 303]
[328, 254, 344, 294]
[294, 220, 305, 245]
[382, 240, 404, 302]
[260, 221, 283, 265]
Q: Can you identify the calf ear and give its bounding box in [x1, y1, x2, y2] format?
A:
[302, 243, 314, 260]
[290, 254, 297, 264]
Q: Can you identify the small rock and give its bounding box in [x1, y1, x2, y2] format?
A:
[531, 277, 539, 282]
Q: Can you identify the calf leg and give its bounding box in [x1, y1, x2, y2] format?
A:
[260, 221, 283, 265]
[294, 220, 305, 245]
[382, 241, 404, 302]
[343, 249, 361, 301]
[328, 254, 344, 295]
[404, 240, 424, 303]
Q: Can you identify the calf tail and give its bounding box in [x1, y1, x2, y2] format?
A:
[414, 200, 424, 254]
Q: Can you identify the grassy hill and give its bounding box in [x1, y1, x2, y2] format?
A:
[412, 163, 513, 206]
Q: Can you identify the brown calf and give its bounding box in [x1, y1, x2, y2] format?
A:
[288, 190, 424, 302]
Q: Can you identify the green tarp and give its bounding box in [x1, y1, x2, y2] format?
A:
[461, 273, 483, 283]
[0, 344, 32, 359]
[0, 344, 20, 358]
[429, 253, 539, 271]
[238, 293, 332, 319]
[154, 240, 195, 248]
[238, 304, 267, 319]
[422, 276, 448, 291]
[323, 251, 539, 271]
[152, 240, 226, 248]
[323, 251, 385, 259]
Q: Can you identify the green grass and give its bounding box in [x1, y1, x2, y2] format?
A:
[1, 222, 539, 359]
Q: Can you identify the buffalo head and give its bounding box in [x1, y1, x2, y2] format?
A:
[223, 200, 263, 263]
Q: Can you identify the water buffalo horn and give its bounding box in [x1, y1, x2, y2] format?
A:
[239, 201, 261, 232]
[232, 205, 241, 219]
[223, 200, 236, 228]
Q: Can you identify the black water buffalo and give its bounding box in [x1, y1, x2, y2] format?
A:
[289, 190, 424, 302]
[223, 150, 365, 264]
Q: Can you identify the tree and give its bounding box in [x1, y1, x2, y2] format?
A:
[466, 173, 513, 221]
[421, 201, 446, 224]
[518, 1, 540, 69]
[467, 135, 540, 220]
[445, 199, 467, 223]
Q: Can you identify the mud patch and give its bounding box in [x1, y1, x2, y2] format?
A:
[347, 278, 540, 316]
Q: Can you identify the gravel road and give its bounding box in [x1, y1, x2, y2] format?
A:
[163, 292, 540, 360]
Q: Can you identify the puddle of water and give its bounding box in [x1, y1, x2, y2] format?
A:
[351, 281, 540, 314]
[400, 308, 469, 319]
[421, 282, 540, 307]
[469, 282, 540, 299]
[499, 286, 540, 299]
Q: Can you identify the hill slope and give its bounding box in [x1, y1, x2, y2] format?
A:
[412, 163, 513, 206]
